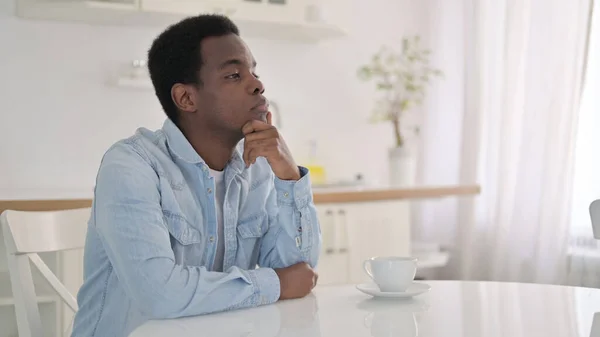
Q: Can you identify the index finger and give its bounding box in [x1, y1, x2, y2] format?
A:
[242, 119, 273, 135]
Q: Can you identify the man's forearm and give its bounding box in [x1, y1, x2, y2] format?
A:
[95, 202, 282, 319]
[258, 167, 322, 269]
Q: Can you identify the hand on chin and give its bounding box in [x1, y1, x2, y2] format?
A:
[241, 112, 300, 181]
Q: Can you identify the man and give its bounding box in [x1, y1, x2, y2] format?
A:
[71, 14, 321, 337]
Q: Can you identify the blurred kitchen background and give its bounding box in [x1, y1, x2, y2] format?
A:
[0, 0, 460, 195]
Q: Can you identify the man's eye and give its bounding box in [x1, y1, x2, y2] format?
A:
[253, 73, 260, 79]
[226, 73, 241, 80]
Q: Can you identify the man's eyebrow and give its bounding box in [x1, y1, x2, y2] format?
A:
[218, 58, 257, 70]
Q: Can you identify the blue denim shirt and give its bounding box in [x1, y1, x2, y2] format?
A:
[71, 119, 322, 337]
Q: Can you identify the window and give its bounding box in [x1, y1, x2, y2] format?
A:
[570, 5, 600, 237]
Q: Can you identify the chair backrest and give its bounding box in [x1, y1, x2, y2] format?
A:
[590, 200, 600, 240]
[1, 208, 91, 337]
[2, 208, 89, 254]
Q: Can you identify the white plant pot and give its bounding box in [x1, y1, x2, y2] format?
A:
[388, 147, 416, 187]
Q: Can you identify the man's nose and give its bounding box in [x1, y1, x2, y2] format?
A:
[250, 77, 265, 95]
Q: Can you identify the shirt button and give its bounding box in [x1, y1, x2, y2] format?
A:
[283, 192, 289, 198]
[209, 236, 215, 243]
[207, 188, 212, 194]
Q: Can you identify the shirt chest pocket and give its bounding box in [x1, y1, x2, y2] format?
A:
[236, 213, 268, 266]
[164, 212, 204, 266]
[164, 213, 202, 245]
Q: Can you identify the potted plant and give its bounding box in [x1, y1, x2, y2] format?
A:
[357, 36, 442, 186]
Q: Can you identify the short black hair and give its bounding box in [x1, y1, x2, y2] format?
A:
[147, 14, 240, 124]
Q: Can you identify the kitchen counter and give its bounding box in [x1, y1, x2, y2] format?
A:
[0, 185, 480, 213]
[312, 184, 480, 203]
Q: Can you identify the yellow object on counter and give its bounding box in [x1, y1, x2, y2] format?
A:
[303, 139, 327, 185]
[305, 164, 326, 185]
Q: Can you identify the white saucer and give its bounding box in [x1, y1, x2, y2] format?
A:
[356, 282, 431, 298]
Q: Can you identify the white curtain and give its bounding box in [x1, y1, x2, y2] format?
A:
[566, 0, 600, 287]
[418, 0, 593, 285]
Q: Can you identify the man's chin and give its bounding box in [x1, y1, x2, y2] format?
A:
[251, 112, 268, 123]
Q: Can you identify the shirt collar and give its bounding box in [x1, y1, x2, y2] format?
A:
[162, 118, 245, 173]
[162, 118, 203, 164]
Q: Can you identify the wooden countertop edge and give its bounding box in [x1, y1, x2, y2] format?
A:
[0, 185, 480, 213]
[312, 185, 481, 203]
[0, 199, 93, 214]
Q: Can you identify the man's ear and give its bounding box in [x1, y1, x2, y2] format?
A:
[171, 83, 198, 113]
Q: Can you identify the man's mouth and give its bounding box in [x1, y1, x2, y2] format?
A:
[251, 99, 269, 113]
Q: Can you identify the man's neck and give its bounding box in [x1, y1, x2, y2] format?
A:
[178, 123, 241, 171]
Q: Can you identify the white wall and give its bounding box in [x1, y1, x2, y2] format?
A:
[0, 0, 431, 199]
[411, 0, 466, 245]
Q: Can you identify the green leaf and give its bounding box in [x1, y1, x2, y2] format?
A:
[385, 54, 396, 65]
[376, 82, 393, 90]
[372, 53, 381, 63]
[369, 103, 394, 123]
[357, 66, 372, 80]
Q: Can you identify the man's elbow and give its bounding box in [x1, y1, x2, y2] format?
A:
[130, 282, 198, 319]
[135, 290, 183, 319]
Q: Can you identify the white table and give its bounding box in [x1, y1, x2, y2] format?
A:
[129, 280, 600, 337]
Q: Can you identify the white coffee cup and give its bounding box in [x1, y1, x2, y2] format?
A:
[363, 256, 417, 292]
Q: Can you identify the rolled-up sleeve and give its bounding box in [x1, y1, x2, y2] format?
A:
[93, 142, 280, 319]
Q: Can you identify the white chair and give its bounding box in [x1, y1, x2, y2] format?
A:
[1, 208, 90, 337]
[590, 199, 600, 239]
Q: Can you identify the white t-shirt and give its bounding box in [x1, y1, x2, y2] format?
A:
[209, 168, 226, 272]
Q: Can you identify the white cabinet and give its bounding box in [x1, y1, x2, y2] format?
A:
[15, 0, 347, 42]
[315, 208, 351, 285]
[315, 200, 412, 286]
